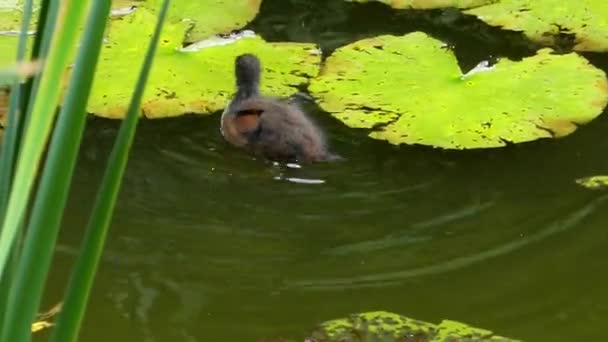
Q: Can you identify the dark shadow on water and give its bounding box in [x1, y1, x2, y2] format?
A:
[248, 0, 539, 70]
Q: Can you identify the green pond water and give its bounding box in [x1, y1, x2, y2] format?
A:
[37, 0, 608, 341]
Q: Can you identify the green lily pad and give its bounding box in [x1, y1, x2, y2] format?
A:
[0, 1, 36, 32]
[307, 311, 520, 341]
[88, 8, 320, 118]
[465, 0, 608, 52]
[144, 0, 261, 42]
[1, 0, 260, 47]
[576, 175, 608, 190]
[0, 36, 18, 65]
[309, 32, 608, 149]
[346, 0, 494, 9]
[0, 0, 19, 7]
[0, 0, 133, 65]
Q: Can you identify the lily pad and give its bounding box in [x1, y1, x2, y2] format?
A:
[0, 0, 128, 65]
[88, 8, 320, 118]
[465, 0, 608, 52]
[346, 0, 494, 9]
[0, 3, 35, 33]
[575, 175, 608, 190]
[144, 0, 261, 42]
[307, 311, 520, 341]
[0, 36, 19, 65]
[309, 32, 608, 149]
[0, 0, 19, 7]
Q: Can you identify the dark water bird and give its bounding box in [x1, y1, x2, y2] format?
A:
[220, 53, 340, 163]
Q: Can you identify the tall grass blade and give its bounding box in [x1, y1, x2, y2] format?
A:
[0, 1, 90, 341]
[0, 0, 35, 223]
[0, 0, 36, 331]
[32, 0, 60, 62]
[22, 0, 60, 114]
[51, 1, 171, 341]
[0, 0, 88, 281]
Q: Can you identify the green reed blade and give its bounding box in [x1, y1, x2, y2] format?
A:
[0, 1, 90, 341]
[21, 0, 60, 130]
[0, 0, 88, 282]
[0, 0, 36, 331]
[0, 0, 34, 220]
[32, 0, 59, 62]
[51, 1, 170, 341]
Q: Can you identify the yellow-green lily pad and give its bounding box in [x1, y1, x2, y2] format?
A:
[0, 36, 19, 66]
[0, 0, 37, 32]
[307, 311, 520, 341]
[1, 0, 261, 58]
[346, 0, 494, 9]
[88, 8, 320, 118]
[466, 0, 608, 52]
[309, 32, 608, 149]
[144, 0, 261, 42]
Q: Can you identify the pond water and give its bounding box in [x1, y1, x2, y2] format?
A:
[39, 0, 608, 341]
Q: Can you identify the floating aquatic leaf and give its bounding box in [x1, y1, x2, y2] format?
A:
[576, 175, 608, 190]
[307, 311, 520, 341]
[1, 0, 260, 38]
[144, 0, 261, 42]
[0, 0, 260, 68]
[0, 0, 20, 8]
[466, 0, 608, 52]
[310, 32, 608, 149]
[88, 8, 320, 118]
[0, 0, 37, 33]
[431, 319, 518, 341]
[346, 0, 494, 9]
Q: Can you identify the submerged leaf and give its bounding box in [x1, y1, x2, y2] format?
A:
[466, 0, 608, 52]
[310, 32, 608, 149]
[308, 311, 520, 341]
[88, 8, 320, 118]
